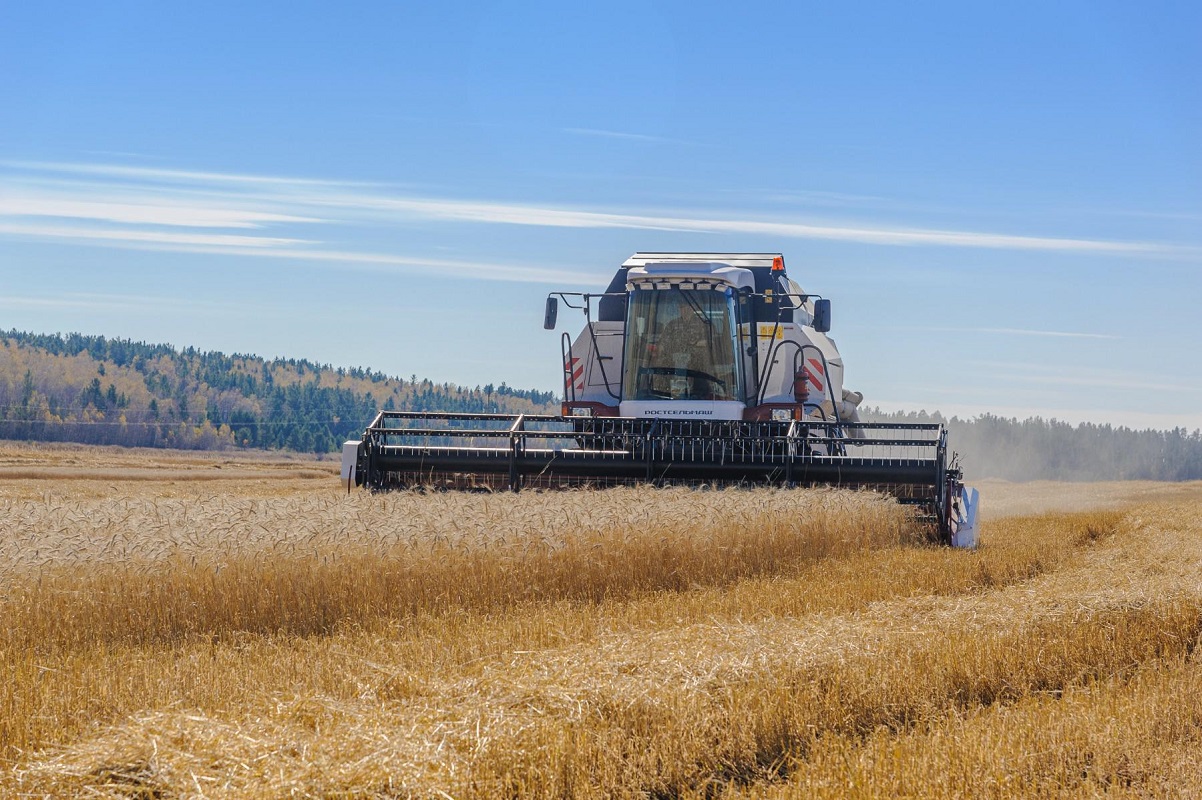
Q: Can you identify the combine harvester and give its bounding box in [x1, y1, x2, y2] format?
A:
[342, 253, 978, 546]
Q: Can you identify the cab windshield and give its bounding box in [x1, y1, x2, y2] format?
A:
[622, 287, 741, 401]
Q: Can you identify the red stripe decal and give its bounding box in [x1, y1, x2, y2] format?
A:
[804, 358, 826, 392]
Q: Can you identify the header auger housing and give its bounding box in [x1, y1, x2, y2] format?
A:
[342, 253, 979, 546]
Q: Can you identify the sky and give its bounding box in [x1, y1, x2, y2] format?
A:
[2, 1, 1200, 430]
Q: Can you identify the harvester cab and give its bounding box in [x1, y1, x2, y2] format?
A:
[342, 252, 979, 547]
[550, 253, 863, 431]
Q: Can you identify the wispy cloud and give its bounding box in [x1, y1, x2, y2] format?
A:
[973, 327, 1119, 340]
[0, 221, 310, 249]
[962, 360, 1202, 394]
[0, 293, 141, 312]
[292, 190, 1193, 255]
[1060, 204, 1202, 223]
[165, 244, 604, 284]
[0, 291, 260, 314]
[562, 127, 698, 146]
[906, 326, 1121, 340]
[3, 159, 370, 188]
[2, 160, 1198, 286]
[0, 195, 320, 229]
[1014, 374, 1202, 394]
[0, 218, 595, 284]
[721, 187, 895, 210]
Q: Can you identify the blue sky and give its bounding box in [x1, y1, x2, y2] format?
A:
[2, 1, 1200, 430]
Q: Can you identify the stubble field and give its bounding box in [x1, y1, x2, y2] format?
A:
[2, 442, 1202, 798]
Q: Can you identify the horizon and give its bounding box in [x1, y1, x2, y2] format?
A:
[3, 3, 1200, 430]
[5, 326, 1196, 434]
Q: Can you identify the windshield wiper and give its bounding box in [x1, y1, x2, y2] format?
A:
[680, 291, 712, 326]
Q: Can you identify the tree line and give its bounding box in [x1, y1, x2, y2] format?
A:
[862, 407, 1202, 482]
[4, 330, 1200, 480]
[0, 331, 557, 454]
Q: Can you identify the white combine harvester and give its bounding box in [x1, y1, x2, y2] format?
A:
[342, 252, 978, 546]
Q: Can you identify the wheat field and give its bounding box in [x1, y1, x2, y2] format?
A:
[2, 443, 1201, 798]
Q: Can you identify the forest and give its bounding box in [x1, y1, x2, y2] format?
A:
[863, 407, 1202, 482]
[0, 331, 556, 454]
[2, 329, 1200, 480]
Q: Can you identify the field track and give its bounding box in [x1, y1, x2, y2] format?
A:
[2, 443, 1201, 798]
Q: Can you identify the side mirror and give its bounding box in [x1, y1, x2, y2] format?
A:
[543, 296, 559, 330]
[813, 298, 831, 333]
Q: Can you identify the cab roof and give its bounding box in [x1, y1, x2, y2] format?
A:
[622, 252, 785, 271]
[600, 252, 796, 323]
